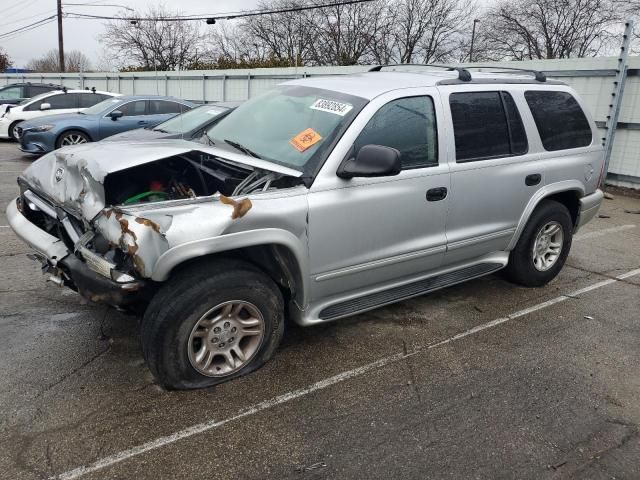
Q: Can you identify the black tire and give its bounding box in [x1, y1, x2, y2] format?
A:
[141, 259, 285, 390]
[504, 200, 573, 287]
[8, 121, 21, 141]
[55, 130, 91, 149]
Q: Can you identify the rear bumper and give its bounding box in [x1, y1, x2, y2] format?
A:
[6, 197, 144, 307]
[576, 189, 604, 231]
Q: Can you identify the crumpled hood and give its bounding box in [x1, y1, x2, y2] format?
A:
[20, 139, 302, 220]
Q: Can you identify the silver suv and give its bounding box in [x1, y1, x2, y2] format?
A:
[7, 66, 605, 389]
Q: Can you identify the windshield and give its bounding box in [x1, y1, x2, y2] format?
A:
[154, 104, 229, 134]
[205, 86, 367, 173]
[82, 97, 121, 115]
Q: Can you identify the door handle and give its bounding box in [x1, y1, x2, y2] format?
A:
[426, 187, 448, 202]
[525, 174, 541, 186]
[138, 120, 147, 125]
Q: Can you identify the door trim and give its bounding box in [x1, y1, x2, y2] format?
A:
[447, 228, 516, 251]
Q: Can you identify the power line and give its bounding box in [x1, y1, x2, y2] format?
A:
[0, 15, 58, 40]
[63, 0, 376, 22]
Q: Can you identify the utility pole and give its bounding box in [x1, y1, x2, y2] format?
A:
[469, 19, 479, 63]
[57, 0, 65, 72]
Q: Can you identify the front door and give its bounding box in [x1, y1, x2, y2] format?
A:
[308, 93, 449, 303]
[98, 99, 149, 139]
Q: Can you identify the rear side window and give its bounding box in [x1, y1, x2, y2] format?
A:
[353, 96, 438, 169]
[524, 91, 592, 151]
[149, 100, 186, 115]
[78, 93, 105, 108]
[27, 85, 56, 96]
[450, 91, 528, 162]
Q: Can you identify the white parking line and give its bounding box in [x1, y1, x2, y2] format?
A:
[50, 266, 640, 480]
[575, 224, 636, 240]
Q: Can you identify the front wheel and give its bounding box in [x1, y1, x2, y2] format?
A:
[141, 259, 285, 390]
[504, 200, 573, 287]
[56, 130, 90, 148]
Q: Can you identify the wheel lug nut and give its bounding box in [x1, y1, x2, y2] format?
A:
[231, 327, 237, 333]
[211, 337, 218, 342]
[214, 327, 221, 333]
[218, 342, 225, 348]
[229, 337, 234, 342]
[224, 321, 230, 329]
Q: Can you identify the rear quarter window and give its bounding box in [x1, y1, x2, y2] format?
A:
[524, 91, 592, 151]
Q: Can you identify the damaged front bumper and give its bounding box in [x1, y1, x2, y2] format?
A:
[6, 197, 145, 307]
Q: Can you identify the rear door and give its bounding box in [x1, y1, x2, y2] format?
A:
[41, 92, 81, 115]
[438, 86, 543, 265]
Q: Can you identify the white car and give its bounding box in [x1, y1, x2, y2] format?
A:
[0, 89, 120, 140]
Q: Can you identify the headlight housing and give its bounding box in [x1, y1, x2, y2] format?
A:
[29, 124, 55, 132]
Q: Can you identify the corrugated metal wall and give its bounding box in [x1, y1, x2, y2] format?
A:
[1, 59, 638, 186]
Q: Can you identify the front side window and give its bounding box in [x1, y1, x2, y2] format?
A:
[353, 96, 438, 169]
[206, 85, 367, 173]
[524, 91, 592, 151]
[0, 86, 23, 100]
[450, 91, 528, 162]
[46, 93, 79, 109]
[117, 100, 147, 116]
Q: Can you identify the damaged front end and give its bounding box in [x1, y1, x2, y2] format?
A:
[10, 140, 304, 308]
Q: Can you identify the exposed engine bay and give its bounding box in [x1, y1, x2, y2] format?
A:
[104, 151, 301, 206]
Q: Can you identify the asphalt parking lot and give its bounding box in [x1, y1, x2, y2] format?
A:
[0, 139, 639, 480]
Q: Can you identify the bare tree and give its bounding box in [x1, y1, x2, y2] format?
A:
[27, 49, 91, 72]
[483, 0, 620, 60]
[100, 6, 203, 70]
[0, 48, 11, 71]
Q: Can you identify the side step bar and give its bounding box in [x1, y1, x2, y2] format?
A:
[318, 262, 504, 321]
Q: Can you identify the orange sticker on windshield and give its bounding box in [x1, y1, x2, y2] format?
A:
[290, 128, 322, 152]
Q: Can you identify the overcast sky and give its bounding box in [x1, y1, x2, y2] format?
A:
[2, 0, 261, 68]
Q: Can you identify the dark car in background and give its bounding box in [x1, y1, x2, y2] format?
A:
[103, 102, 240, 143]
[0, 82, 64, 113]
[19, 95, 194, 154]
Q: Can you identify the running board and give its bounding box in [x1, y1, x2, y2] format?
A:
[318, 262, 504, 321]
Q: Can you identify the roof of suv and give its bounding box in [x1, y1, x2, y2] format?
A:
[286, 70, 564, 100]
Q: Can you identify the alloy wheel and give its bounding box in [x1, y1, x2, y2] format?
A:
[532, 221, 564, 271]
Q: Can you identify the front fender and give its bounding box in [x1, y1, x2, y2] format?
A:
[508, 180, 585, 250]
[151, 228, 310, 304]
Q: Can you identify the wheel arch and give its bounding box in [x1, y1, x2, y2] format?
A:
[56, 127, 94, 146]
[151, 229, 309, 308]
[508, 181, 584, 251]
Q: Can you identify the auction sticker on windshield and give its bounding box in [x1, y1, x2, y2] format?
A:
[290, 128, 323, 152]
[310, 98, 353, 116]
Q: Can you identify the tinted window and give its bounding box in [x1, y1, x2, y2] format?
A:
[46, 93, 79, 109]
[501, 92, 528, 155]
[117, 100, 147, 116]
[525, 91, 592, 151]
[149, 100, 187, 115]
[353, 96, 438, 169]
[27, 85, 57, 96]
[78, 92, 105, 108]
[0, 86, 23, 100]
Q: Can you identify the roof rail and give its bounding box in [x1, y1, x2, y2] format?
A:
[462, 65, 546, 82]
[369, 63, 472, 82]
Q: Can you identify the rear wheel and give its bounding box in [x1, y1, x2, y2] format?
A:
[141, 259, 285, 390]
[56, 130, 90, 148]
[504, 200, 573, 287]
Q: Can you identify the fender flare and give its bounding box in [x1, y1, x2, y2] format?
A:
[151, 228, 309, 303]
[507, 180, 585, 251]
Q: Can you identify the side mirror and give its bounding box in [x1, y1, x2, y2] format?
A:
[40, 103, 51, 111]
[337, 144, 401, 179]
[109, 110, 123, 121]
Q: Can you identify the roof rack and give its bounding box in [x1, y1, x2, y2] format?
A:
[369, 63, 547, 83]
[369, 64, 472, 82]
[456, 64, 546, 82]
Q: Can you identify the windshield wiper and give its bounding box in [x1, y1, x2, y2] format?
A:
[153, 128, 168, 133]
[224, 139, 261, 159]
